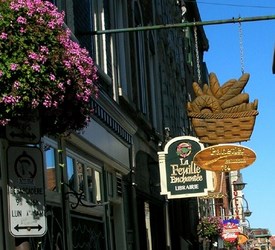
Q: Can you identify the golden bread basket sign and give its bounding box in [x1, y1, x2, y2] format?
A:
[187, 73, 258, 144]
[193, 144, 256, 172]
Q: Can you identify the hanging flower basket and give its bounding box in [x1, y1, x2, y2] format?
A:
[197, 216, 223, 241]
[0, 0, 98, 135]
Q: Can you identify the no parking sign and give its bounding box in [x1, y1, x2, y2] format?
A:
[7, 146, 47, 237]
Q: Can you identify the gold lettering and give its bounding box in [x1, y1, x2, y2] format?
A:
[225, 158, 247, 164]
[210, 147, 245, 156]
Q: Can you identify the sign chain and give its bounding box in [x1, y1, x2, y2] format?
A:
[194, 25, 201, 83]
[239, 20, 245, 75]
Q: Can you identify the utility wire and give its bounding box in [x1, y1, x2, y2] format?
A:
[190, 1, 275, 9]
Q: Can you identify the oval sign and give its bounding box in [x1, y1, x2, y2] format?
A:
[193, 144, 256, 172]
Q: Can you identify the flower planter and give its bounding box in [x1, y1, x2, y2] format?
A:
[0, 0, 98, 136]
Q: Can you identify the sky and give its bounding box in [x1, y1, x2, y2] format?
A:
[196, 0, 275, 234]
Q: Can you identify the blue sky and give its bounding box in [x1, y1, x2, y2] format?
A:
[197, 1, 275, 234]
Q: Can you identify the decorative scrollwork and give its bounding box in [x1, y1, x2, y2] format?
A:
[63, 183, 108, 209]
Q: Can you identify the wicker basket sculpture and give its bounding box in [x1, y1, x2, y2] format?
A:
[187, 73, 258, 144]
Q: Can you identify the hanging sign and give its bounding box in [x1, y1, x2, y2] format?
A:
[193, 144, 256, 172]
[158, 136, 214, 199]
[222, 219, 240, 242]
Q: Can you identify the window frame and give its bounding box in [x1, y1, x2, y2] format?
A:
[65, 148, 103, 206]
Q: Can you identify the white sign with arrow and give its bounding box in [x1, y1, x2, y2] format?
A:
[6, 119, 40, 144]
[7, 146, 47, 237]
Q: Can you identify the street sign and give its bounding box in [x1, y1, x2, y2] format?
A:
[7, 146, 47, 237]
[6, 119, 40, 144]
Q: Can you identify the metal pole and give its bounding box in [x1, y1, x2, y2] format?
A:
[164, 196, 171, 250]
[88, 15, 275, 35]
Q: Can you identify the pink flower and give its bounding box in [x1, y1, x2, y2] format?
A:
[28, 51, 39, 60]
[19, 27, 26, 33]
[42, 94, 52, 108]
[0, 33, 8, 39]
[31, 64, 40, 72]
[10, 63, 18, 71]
[49, 73, 56, 81]
[0, 119, 10, 126]
[57, 82, 65, 91]
[1, 95, 20, 105]
[16, 16, 27, 24]
[31, 99, 39, 108]
[39, 46, 49, 54]
[13, 81, 20, 89]
[85, 78, 93, 85]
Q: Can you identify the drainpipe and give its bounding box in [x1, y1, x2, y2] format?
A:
[58, 137, 69, 250]
[130, 142, 140, 250]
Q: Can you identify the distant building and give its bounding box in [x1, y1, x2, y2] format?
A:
[270, 235, 275, 249]
[249, 228, 272, 250]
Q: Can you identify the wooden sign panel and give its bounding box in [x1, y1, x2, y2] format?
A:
[193, 144, 256, 172]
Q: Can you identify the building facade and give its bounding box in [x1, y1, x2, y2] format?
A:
[0, 0, 210, 249]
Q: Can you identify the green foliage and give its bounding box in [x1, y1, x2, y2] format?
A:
[197, 216, 223, 239]
[0, 0, 98, 135]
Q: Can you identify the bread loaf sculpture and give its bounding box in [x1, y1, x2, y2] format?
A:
[187, 73, 258, 144]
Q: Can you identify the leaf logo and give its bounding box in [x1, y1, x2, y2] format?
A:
[176, 142, 192, 158]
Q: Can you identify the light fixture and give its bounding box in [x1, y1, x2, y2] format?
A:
[229, 195, 252, 221]
[233, 171, 247, 191]
[243, 208, 252, 217]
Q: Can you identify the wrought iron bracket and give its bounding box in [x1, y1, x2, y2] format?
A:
[63, 183, 108, 209]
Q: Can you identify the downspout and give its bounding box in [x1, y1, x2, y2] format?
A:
[58, 137, 69, 250]
[130, 142, 140, 250]
[102, 168, 112, 249]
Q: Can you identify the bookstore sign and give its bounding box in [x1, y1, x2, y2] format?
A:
[158, 136, 213, 199]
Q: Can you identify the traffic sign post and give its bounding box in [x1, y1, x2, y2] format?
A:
[7, 146, 47, 237]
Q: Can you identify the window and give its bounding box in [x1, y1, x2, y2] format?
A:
[66, 152, 102, 204]
[91, 0, 112, 77]
[43, 139, 59, 192]
[66, 156, 74, 190]
[134, 1, 148, 114]
[113, 0, 131, 101]
[72, 0, 114, 95]
[73, 0, 94, 55]
[45, 146, 57, 191]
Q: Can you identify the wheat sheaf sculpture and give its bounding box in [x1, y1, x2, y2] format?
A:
[187, 73, 258, 144]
